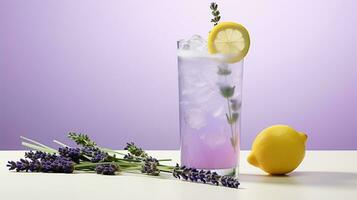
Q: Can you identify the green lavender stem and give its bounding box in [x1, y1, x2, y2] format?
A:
[74, 161, 175, 173]
[101, 148, 171, 162]
[219, 67, 237, 150]
[226, 98, 235, 139]
[225, 97, 237, 151]
[53, 140, 69, 147]
[21, 141, 57, 154]
[21, 136, 57, 152]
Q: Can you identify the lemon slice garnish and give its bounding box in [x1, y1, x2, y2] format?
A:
[208, 22, 250, 63]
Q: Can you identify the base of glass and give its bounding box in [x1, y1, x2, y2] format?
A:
[207, 166, 239, 178]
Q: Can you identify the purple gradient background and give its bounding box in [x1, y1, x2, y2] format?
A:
[1, 0, 356, 150]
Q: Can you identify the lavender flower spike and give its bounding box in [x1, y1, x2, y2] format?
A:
[7, 156, 74, 173]
[173, 164, 240, 189]
[141, 157, 160, 176]
[95, 164, 118, 175]
[59, 147, 81, 163]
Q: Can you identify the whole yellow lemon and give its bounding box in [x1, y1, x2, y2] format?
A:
[247, 125, 308, 175]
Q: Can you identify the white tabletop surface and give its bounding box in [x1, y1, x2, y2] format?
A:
[1, 150, 356, 200]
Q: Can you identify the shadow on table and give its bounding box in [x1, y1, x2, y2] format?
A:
[240, 171, 357, 188]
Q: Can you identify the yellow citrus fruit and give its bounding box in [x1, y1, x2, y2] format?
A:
[247, 125, 308, 175]
[208, 22, 250, 63]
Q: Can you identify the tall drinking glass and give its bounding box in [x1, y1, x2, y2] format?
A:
[178, 42, 243, 176]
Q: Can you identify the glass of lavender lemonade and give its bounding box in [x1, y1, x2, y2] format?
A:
[177, 35, 244, 176]
[177, 2, 250, 177]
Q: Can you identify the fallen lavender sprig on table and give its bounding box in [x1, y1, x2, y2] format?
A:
[173, 164, 240, 188]
[6, 132, 240, 189]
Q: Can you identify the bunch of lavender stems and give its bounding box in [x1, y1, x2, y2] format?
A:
[8, 133, 239, 188]
[20, 134, 174, 172]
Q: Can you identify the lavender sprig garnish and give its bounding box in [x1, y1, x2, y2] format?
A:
[217, 63, 240, 150]
[210, 2, 221, 26]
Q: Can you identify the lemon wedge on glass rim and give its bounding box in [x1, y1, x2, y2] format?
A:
[208, 22, 250, 63]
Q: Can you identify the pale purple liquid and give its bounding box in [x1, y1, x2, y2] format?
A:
[178, 55, 243, 170]
[180, 116, 240, 169]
